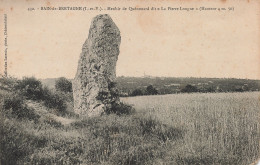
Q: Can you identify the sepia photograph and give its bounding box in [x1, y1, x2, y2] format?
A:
[0, 0, 259, 164]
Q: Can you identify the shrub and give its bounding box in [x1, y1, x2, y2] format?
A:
[0, 77, 18, 91]
[110, 102, 135, 115]
[181, 84, 198, 93]
[131, 89, 143, 96]
[55, 77, 72, 93]
[146, 85, 158, 95]
[42, 87, 67, 115]
[3, 95, 40, 122]
[10, 77, 69, 115]
[103, 82, 120, 104]
[15, 77, 44, 100]
[11, 76, 68, 115]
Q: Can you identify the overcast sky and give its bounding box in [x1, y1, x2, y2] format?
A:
[0, 0, 259, 79]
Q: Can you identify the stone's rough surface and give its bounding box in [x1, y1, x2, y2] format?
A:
[73, 14, 121, 117]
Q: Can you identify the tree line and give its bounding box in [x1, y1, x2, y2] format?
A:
[39, 76, 260, 97]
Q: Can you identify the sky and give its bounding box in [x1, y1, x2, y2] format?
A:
[0, 0, 260, 79]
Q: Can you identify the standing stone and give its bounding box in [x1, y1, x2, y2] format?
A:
[73, 14, 121, 117]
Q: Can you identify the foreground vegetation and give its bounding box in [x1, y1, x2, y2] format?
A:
[1, 77, 259, 164]
[122, 92, 260, 164]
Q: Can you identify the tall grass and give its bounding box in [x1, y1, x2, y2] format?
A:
[122, 92, 260, 164]
[1, 86, 259, 164]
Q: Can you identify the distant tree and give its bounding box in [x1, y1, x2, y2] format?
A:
[131, 89, 143, 96]
[205, 86, 215, 93]
[215, 86, 223, 93]
[55, 77, 72, 93]
[181, 84, 198, 93]
[234, 86, 243, 92]
[242, 84, 249, 91]
[146, 85, 158, 95]
[158, 88, 172, 95]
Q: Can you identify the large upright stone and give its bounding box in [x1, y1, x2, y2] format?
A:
[73, 14, 121, 117]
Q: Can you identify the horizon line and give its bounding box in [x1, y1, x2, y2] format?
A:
[1, 74, 260, 81]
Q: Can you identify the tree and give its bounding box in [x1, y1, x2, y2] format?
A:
[131, 89, 143, 96]
[55, 77, 72, 93]
[146, 85, 158, 95]
[181, 84, 198, 93]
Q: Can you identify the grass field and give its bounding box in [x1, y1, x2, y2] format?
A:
[122, 92, 260, 164]
[1, 88, 259, 164]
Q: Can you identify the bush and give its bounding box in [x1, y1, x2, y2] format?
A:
[131, 89, 143, 96]
[15, 77, 44, 100]
[110, 102, 135, 115]
[3, 95, 40, 122]
[42, 87, 67, 115]
[12, 76, 68, 115]
[0, 77, 18, 91]
[181, 84, 198, 93]
[146, 85, 158, 95]
[55, 77, 72, 93]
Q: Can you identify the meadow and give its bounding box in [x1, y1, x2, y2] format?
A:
[1, 77, 259, 165]
[122, 92, 260, 164]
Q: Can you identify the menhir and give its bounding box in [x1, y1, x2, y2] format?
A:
[73, 14, 121, 117]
